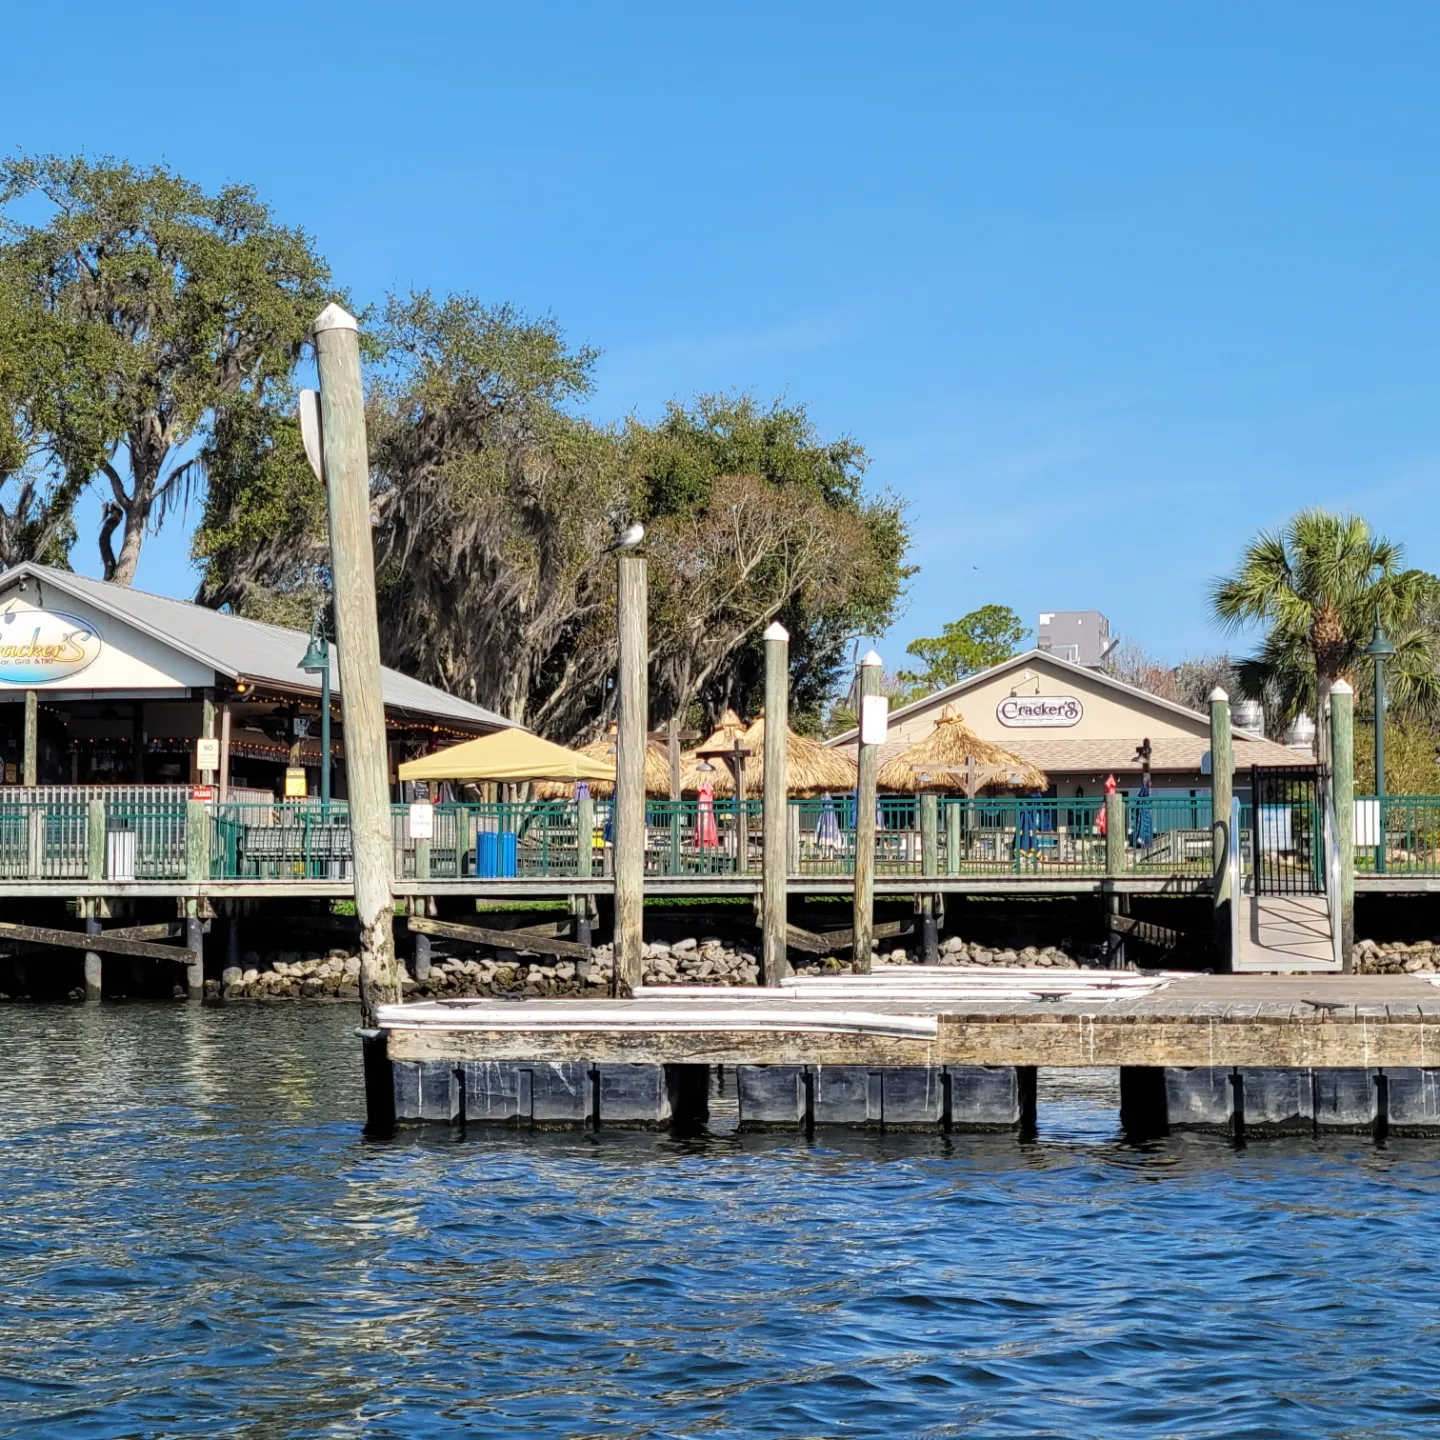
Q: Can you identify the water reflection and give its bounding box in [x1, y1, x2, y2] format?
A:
[1, 1005, 1438, 1437]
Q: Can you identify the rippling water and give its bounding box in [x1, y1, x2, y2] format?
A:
[2, 1005, 1438, 1438]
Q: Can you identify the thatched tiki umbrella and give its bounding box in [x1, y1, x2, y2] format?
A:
[681, 712, 858, 796]
[877, 705, 1047, 796]
[534, 733, 672, 800]
[681, 710, 749, 795]
[738, 716, 858, 796]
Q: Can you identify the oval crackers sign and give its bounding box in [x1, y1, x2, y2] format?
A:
[0, 611, 102, 684]
[997, 695, 1083, 727]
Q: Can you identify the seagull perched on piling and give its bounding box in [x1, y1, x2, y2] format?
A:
[604, 521, 646, 553]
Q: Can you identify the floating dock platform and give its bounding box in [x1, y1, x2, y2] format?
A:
[365, 968, 1440, 1138]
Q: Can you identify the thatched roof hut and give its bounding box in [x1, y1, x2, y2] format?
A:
[680, 712, 858, 796]
[534, 734, 673, 799]
[739, 715, 858, 796]
[877, 705, 1047, 795]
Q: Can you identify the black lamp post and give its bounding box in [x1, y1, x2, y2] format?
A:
[300, 615, 332, 810]
[1364, 606, 1396, 874]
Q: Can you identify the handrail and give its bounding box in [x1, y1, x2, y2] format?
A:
[1321, 785, 1344, 969]
[1229, 794, 1241, 966]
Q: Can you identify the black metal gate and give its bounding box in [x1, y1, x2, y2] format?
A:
[1250, 765, 1326, 895]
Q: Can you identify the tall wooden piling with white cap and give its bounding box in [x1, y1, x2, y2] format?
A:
[312, 303, 400, 1025]
[1209, 687, 1234, 970]
[853, 649, 884, 974]
[761, 621, 792, 985]
[613, 551, 648, 996]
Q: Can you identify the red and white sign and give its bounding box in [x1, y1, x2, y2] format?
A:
[190, 785, 215, 802]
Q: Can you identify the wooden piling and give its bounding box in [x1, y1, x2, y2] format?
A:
[201, 690, 216, 785]
[22, 689, 37, 786]
[945, 797, 962, 877]
[313, 303, 400, 1026]
[1209, 688, 1234, 970]
[761, 621, 792, 985]
[1105, 790, 1125, 876]
[613, 551, 648, 996]
[218, 702, 231, 802]
[853, 649, 883, 975]
[84, 910, 102, 1002]
[1331, 678, 1355, 968]
[919, 792, 939, 963]
[87, 799, 105, 880]
[1105, 789, 1126, 966]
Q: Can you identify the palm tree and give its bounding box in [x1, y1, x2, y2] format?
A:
[1211, 510, 1437, 761]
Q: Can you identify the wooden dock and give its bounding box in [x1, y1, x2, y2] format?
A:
[366, 968, 1440, 1137]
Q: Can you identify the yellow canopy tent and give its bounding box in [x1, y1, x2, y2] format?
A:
[397, 729, 617, 784]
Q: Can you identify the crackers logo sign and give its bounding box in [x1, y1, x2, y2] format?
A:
[996, 696, 1083, 728]
[0, 611, 102, 684]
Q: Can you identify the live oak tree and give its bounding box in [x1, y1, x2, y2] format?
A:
[195, 292, 911, 742]
[0, 281, 83, 567]
[0, 154, 333, 583]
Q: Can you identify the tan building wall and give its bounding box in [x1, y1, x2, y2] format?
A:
[882, 656, 1208, 750]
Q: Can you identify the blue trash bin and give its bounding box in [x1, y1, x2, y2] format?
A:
[476, 831, 518, 878]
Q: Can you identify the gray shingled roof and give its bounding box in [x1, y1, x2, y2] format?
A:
[0, 563, 514, 733]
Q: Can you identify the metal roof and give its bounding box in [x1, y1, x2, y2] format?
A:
[0, 563, 514, 733]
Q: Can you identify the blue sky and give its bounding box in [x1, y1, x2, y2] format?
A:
[4, 2, 1438, 672]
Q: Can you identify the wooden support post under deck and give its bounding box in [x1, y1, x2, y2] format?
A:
[1209, 688, 1234, 971]
[613, 550, 647, 996]
[761, 621, 792, 985]
[185, 915, 205, 999]
[314, 302, 400, 1024]
[84, 909, 102, 1002]
[853, 649, 882, 974]
[919, 791, 939, 963]
[1331, 678, 1355, 969]
[22, 689, 37, 786]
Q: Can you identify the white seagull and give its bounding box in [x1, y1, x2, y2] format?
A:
[604, 521, 646, 553]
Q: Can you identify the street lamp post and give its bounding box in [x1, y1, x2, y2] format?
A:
[300, 615, 332, 812]
[1364, 607, 1396, 875]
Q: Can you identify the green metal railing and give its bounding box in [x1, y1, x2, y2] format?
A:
[106, 798, 188, 880]
[390, 801, 583, 879]
[1126, 795, 1215, 873]
[3, 789, 1437, 884]
[644, 797, 764, 876]
[944, 797, 1108, 876]
[0, 800, 89, 879]
[212, 801, 352, 880]
[1355, 796, 1440, 875]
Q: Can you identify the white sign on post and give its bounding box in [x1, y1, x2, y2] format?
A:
[408, 802, 435, 841]
[1354, 798, 1380, 848]
[860, 694, 889, 746]
[196, 737, 220, 771]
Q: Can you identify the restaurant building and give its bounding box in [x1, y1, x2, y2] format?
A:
[829, 648, 1309, 802]
[0, 563, 511, 797]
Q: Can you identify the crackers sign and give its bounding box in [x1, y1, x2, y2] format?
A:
[997, 695, 1083, 728]
[0, 609, 101, 684]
